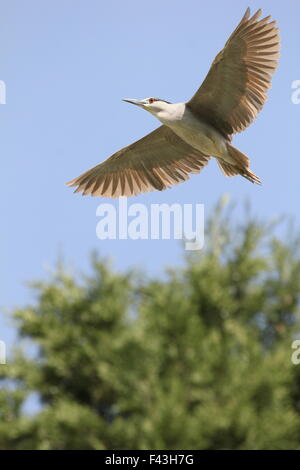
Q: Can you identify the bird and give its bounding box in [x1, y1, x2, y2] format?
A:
[67, 8, 280, 198]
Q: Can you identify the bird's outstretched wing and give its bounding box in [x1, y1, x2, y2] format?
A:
[187, 8, 280, 137]
[67, 126, 210, 197]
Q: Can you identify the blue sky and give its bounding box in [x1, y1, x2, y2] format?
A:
[0, 0, 300, 349]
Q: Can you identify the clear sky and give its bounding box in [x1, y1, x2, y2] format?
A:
[1, 0, 300, 348]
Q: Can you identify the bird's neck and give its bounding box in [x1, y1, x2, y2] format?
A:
[154, 102, 186, 125]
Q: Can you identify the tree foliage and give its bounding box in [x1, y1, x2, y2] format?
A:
[1, 200, 300, 449]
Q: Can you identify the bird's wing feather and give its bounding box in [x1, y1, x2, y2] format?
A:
[187, 8, 280, 137]
[67, 126, 210, 198]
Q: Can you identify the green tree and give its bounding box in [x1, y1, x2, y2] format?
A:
[1, 200, 300, 449]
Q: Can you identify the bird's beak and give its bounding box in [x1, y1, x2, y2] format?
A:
[122, 98, 146, 107]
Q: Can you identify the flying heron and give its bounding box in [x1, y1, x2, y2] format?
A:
[67, 8, 280, 198]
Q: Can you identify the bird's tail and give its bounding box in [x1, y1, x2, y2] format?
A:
[217, 144, 262, 185]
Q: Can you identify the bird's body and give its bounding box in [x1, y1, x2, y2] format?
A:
[67, 8, 280, 197]
[156, 102, 228, 159]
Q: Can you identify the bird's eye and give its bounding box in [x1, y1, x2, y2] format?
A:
[148, 98, 155, 104]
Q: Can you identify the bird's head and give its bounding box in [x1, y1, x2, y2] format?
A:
[122, 97, 171, 116]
